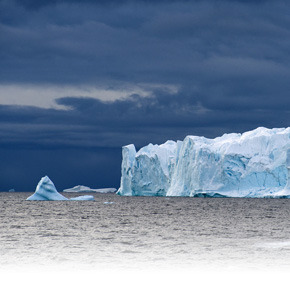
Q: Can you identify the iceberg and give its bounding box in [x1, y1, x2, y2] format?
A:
[27, 176, 95, 201]
[70, 195, 95, 201]
[63, 185, 117, 193]
[117, 127, 290, 198]
[27, 176, 68, 200]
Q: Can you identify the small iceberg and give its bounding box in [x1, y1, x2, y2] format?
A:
[27, 176, 67, 201]
[64, 185, 117, 193]
[27, 176, 95, 201]
[70, 195, 95, 201]
[8, 189, 15, 192]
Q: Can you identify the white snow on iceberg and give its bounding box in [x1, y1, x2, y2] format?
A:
[63, 185, 117, 193]
[27, 176, 95, 201]
[117, 127, 290, 198]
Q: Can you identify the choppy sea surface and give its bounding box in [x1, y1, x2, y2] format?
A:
[0, 192, 290, 271]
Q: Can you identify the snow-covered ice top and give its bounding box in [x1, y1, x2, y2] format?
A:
[27, 176, 95, 201]
[63, 185, 117, 193]
[117, 127, 290, 198]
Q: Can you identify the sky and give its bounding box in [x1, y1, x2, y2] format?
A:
[0, 0, 290, 191]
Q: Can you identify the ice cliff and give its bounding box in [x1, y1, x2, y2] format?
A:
[27, 176, 95, 201]
[117, 127, 290, 198]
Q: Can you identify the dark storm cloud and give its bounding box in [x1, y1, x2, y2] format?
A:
[1, 89, 288, 150]
[2, 0, 290, 84]
[14, 0, 270, 9]
[0, 0, 289, 190]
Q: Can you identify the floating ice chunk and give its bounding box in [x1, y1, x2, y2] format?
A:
[70, 195, 95, 201]
[8, 189, 15, 192]
[27, 176, 95, 201]
[27, 176, 68, 201]
[103, 201, 114, 204]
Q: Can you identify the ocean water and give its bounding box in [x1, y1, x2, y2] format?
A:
[0, 192, 290, 271]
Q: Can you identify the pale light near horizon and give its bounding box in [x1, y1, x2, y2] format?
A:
[0, 83, 179, 110]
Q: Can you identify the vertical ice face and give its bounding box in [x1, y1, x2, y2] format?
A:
[131, 141, 181, 195]
[167, 136, 227, 196]
[117, 127, 290, 197]
[286, 150, 290, 190]
[117, 141, 181, 196]
[117, 144, 137, 196]
[272, 149, 290, 197]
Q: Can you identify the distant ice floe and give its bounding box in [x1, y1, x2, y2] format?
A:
[63, 185, 117, 193]
[8, 189, 15, 192]
[117, 127, 290, 198]
[70, 195, 95, 201]
[26, 176, 94, 201]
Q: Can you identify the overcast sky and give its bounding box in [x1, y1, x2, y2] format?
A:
[0, 0, 289, 191]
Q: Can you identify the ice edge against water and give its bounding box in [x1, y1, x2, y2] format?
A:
[117, 127, 290, 198]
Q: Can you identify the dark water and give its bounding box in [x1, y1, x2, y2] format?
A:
[0, 192, 290, 270]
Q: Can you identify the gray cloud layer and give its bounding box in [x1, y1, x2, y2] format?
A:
[0, 0, 289, 190]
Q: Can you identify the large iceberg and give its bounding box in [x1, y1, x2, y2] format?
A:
[117, 127, 290, 198]
[27, 176, 95, 201]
